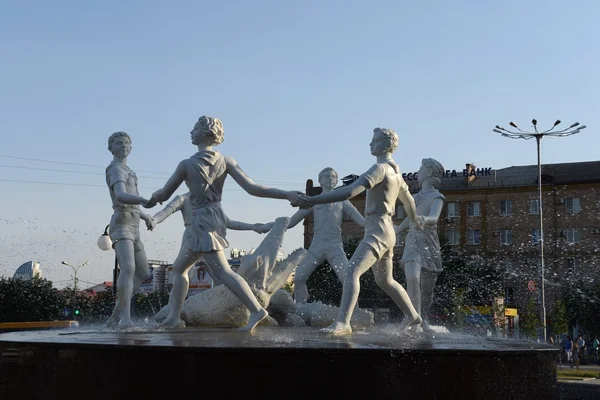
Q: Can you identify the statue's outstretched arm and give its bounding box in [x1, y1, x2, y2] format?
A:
[302, 177, 368, 205]
[145, 160, 187, 208]
[225, 156, 303, 205]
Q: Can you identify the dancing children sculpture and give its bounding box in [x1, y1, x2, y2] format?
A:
[298, 127, 423, 335]
[284, 167, 365, 304]
[395, 158, 445, 332]
[152, 189, 272, 285]
[143, 115, 303, 331]
[104, 131, 156, 327]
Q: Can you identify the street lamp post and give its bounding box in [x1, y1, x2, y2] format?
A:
[98, 224, 119, 299]
[493, 119, 586, 343]
[61, 261, 90, 291]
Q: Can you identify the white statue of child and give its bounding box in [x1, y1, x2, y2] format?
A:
[283, 167, 365, 304]
[298, 127, 423, 335]
[104, 131, 157, 328]
[395, 158, 445, 332]
[143, 115, 303, 332]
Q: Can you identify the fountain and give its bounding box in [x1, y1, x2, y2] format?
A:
[0, 121, 558, 399]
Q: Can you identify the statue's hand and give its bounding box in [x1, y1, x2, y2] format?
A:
[296, 195, 313, 208]
[286, 191, 306, 207]
[142, 197, 157, 208]
[252, 223, 269, 234]
[146, 217, 157, 231]
[416, 215, 426, 230]
[262, 222, 274, 233]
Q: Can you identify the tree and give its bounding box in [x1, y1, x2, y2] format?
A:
[0, 277, 65, 322]
[551, 300, 569, 336]
[520, 295, 541, 339]
[564, 276, 600, 337]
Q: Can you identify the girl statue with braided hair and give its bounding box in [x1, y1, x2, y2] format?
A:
[395, 158, 446, 332]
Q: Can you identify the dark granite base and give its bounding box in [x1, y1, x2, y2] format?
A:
[0, 325, 558, 400]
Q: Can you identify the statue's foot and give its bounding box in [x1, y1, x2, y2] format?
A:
[106, 315, 120, 328]
[398, 314, 422, 332]
[160, 317, 186, 329]
[238, 309, 269, 333]
[118, 317, 134, 329]
[421, 320, 434, 333]
[320, 322, 352, 336]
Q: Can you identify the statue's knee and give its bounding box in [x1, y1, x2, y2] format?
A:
[375, 276, 394, 289]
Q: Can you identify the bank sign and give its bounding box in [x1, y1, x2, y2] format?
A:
[402, 167, 493, 181]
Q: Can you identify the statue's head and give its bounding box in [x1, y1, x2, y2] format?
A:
[370, 128, 398, 156]
[318, 167, 338, 190]
[418, 158, 445, 186]
[191, 116, 224, 147]
[108, 131, 132, 158]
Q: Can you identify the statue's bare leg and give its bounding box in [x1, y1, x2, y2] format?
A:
[160, 248, 201, 329]
[329, 253, 358, 312]
[293, 251, 322, 304]
[321, 242, 378, 335]
[203, 250, 268, 332]
[107, 240, 136, 328]
[374, 253, 421, 332]
[419, 270, 439, 332]
[329, 253, 349, 286]
[404, 261, 422, 330]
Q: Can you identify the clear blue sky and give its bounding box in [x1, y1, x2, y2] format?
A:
[0, 1, 598, 287]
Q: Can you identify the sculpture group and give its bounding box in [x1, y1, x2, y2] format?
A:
[103, 116, 445, 336]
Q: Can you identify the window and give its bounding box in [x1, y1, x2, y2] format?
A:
[447, 202, 459, 218]
[505, 287, 514, 305]
[446, 230, 460, 245]
[499, 199, 513, 216]
[530, 199, 539, 215]
[467, 229, 481, 245]
[531, 228, 540, 245]
[565, 228, 581, 244]
[467, 201, 481, 217]
[396, 205, 404, 219]
[396, 233, 402, 246]
[566, 198, 580, 214]
[500, 229, 512, 245]
[566, 258, 580, 274]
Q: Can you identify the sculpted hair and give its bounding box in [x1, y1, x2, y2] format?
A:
[194, 116, 224, 146]
[373, 128, 399, 153]
[108, 131, 131, 151]
[318, 167, 338, 183]
[421, 158, 445, 186]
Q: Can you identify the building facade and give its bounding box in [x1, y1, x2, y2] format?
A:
[303, 161, 600, 322]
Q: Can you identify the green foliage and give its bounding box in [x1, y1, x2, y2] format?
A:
[0, 277, 170, 324]
[519, 295, 541, 338]
[551, 300, 569, 336]
[564, 277, 600, 337]
[0, 277, 65, 322]
[431, 240, 503, 328]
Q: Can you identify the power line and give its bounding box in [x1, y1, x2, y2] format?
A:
[0, 154, 305, 186]
[0, 164, 166, 180]
[0, 178, 300, 193]
[0, 154, 169, 175]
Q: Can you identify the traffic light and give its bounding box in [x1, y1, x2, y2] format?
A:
[74, 309, 80, 315]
